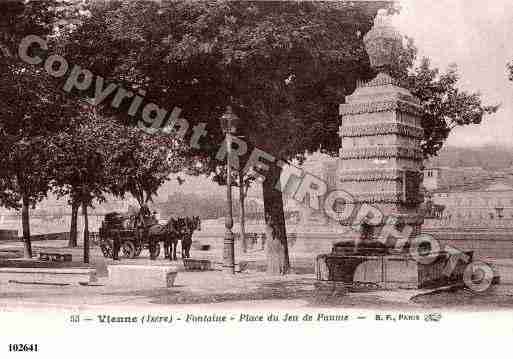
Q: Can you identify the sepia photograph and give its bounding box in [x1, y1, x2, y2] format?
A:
[1, 0, 513, 357]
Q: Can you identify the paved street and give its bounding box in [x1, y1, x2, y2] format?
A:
[1, 239, 513, 311]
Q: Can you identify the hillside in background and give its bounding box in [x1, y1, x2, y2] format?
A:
[155, 193, 263, 220]
[18, 145, 513, 218]
[428, 145, 513, 171]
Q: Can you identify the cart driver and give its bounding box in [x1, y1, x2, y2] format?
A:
[139, 205, 160, 260]
[140, 204, 151, 224]
[150, 211, 159, 225]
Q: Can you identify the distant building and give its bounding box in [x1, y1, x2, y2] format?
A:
[422, 166, 513, 228]
[297, 155, 513, 229]
[423, 166, 489, 193]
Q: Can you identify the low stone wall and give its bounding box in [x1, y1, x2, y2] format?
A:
[28, 232, 70, 242]
[0, 232, 71, 242]
[289, 231, 513, 260]
[179, 229, 513, 260]
[436, 239, 513, 260]
[0, 230, 18, 241]
[424, 230, 513, 259]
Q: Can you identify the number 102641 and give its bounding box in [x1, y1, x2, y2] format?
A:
[9, 344, 39, 352]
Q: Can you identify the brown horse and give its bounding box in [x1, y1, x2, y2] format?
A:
[134, 210, 182, 260]
[134, 208, 201, 260]
[163, 216, 201, 260]
[163, 218, 182, 260]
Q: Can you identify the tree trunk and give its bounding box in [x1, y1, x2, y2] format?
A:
[239, 171, 247, 253]
[82, 202, 89, 264]
[263, 165, 290, 275]
[21, 194, 32, 259]
[69, 200, 79, 248]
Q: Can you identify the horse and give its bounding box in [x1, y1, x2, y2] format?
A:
[181, 216, 201, 259]
[163, 217, 183, 260]
[163, 216, 201, 260]
[133, 209, 201, 260]
[133, 209, 182, 260]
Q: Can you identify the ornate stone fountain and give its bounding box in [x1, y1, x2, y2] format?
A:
[315, 10, 469, 290]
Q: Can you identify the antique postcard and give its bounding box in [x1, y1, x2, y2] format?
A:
[0, 0, 512, 357]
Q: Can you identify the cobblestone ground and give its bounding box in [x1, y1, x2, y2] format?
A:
[1, 239, 513, 310]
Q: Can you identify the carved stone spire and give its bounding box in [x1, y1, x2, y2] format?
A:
[338, 8, 425, 244]
[363, 9, 403, 75]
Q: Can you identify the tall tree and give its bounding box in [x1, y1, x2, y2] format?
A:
[68, 198, 80, 248]
[49, 111, 112, 263]
[0, 0, 91, 256]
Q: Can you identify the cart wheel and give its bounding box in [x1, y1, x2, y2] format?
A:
[134, 244, 143, 257]
[120, 241, 136, 259]
[149, 242, 161, 258]
[100, 240, 113, 258]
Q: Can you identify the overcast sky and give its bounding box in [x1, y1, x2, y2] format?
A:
[393, 0, 513, 147]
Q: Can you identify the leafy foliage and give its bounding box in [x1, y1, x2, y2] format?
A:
[67, 1, 497, 168]
[63, 1, 386, 162]
[48, 108, 110, 207]
[507, 61, 513, 82]
[0, 0, 91, 256]
[399, 57, 499, 157]
[0, 0, 82, 209]
[106, 125, 190, 206]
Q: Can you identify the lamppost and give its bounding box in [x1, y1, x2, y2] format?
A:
[220, 105, 240, 274]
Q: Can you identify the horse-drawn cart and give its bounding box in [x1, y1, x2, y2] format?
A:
[98, 212, 161, 259]
[99, 211, 201, 260]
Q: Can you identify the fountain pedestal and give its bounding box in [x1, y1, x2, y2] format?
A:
[315, 245, 473, 290]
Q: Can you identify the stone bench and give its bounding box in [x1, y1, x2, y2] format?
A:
[108, 265, 178, 288]
[0, 267, 97, 285]
[39, 252, 72, 262]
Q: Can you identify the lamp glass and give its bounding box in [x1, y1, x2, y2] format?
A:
[220, 105, 239, 134]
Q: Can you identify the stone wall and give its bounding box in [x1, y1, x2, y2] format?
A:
[0, 232, 70, 242]
[0, 230, 18, 241]
[289, 230, 513, 260]
[29, 232, 70, 242]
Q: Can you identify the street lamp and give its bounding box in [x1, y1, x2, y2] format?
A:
[220, 105, 240, 274]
